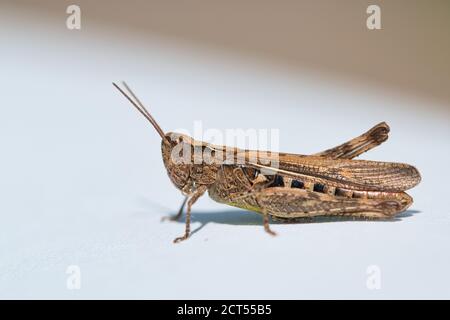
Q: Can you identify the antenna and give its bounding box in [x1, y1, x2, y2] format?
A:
[112, 82, 167, 141]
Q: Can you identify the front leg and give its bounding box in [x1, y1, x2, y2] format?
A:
[173, 185, 208, 243]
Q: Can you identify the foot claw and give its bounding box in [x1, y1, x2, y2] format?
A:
[173, 235, 189, 243]
[161, 215, 180, 222]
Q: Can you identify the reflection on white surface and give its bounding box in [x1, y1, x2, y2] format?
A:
[0, 6, 449, 299]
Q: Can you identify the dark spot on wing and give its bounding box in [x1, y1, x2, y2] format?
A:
[313, 183, 325, 193]
[269, 175, 284, 187]
[291, 180, 304, 189]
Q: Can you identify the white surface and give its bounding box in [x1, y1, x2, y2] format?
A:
[1, 9, 450, 299]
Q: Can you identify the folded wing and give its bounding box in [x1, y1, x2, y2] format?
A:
[206, 144, 421, 192]
[244, 152, 421, 192]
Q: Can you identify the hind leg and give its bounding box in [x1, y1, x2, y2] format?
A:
[262, 212, 277, 236]
[256, 187, 409, 220]
[313, 122, 390, 159]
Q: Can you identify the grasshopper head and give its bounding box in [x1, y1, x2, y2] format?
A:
[162, 132, 220, 193]
[161, 132, 196, 193]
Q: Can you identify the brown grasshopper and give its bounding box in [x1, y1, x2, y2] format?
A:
[113, 82, 421, 243]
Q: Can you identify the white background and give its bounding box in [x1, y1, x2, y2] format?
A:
[0, 3, 449, 299]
